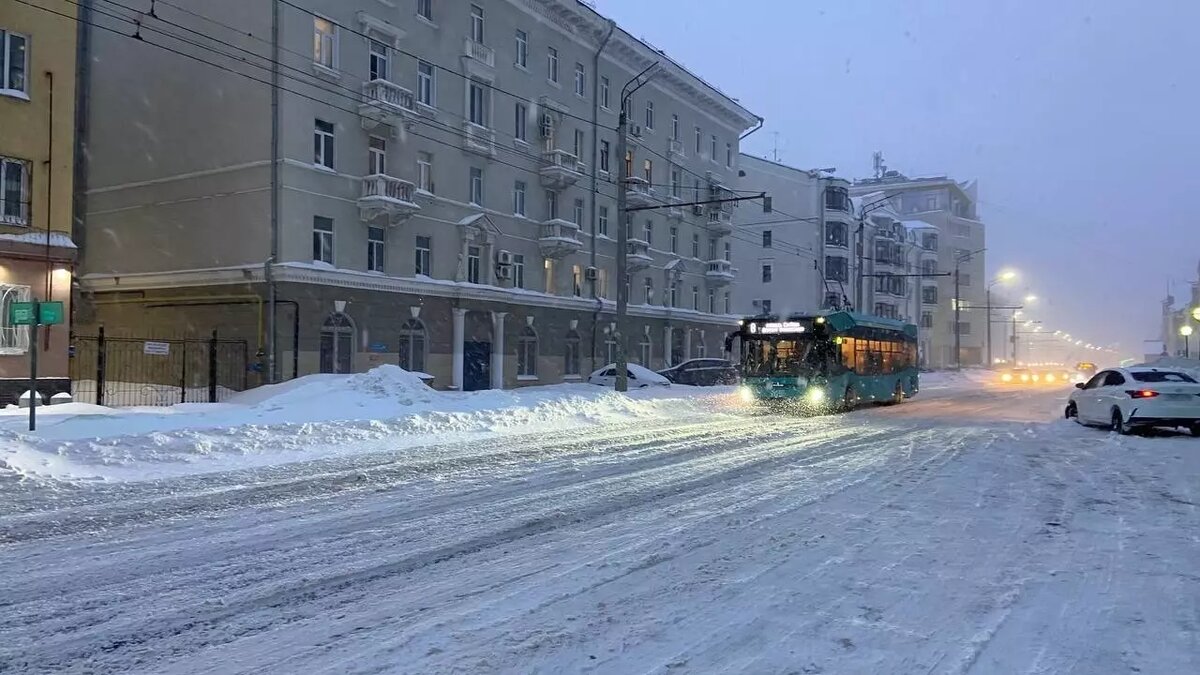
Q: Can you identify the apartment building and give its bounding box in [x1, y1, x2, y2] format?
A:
[0, 0, 77, 404]
[75, 0, 760, 389]
[730, 155, 851, 317]
[851, 171, 987, 368]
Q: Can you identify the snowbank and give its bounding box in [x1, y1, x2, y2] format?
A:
[0, 366, 735, 483]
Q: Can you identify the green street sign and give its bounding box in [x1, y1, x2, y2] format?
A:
[8, 302, 36, 326]
[38, 301, 64, 326]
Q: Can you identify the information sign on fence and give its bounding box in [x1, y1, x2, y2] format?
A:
[143, 341, 171, 356]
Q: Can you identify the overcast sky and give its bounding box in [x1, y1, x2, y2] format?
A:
[596, 0, 1200, 358]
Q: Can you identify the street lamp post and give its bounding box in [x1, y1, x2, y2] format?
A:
[1181, 325, 1194, 359]
[984, 269, 1017, 367]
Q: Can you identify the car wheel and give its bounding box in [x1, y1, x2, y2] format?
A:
[890, 382, 904, 405]
[1065, 402, 1078, 421]
[842, 385, 857, 412]
[1111, 408, 1132, 435]
[1190, 424, 1200, 438]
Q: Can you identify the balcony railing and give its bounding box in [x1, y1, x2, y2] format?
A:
[463, 38, 495, 67]
[667, 138, 685, 158]
[462, 121, 496, 156]
[359, 174, 420, 223]
[706, 209, 732, 235]
[627, 238, 653, 270]
[539, 149, 585, 189]
[705, 259, 736, 285]
[667, 195, 684, 220]
[539, 218, 583, 258]
[625, 177, 656, 208]
[359, 79, 417, 130]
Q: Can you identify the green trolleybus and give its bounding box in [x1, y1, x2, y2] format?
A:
[726, 311, 919, 411]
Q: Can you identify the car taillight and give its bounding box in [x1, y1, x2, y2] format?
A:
[1126, 390, 1159, 399]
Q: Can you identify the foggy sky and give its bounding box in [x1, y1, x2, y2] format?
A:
[596, 0, 1200, 359]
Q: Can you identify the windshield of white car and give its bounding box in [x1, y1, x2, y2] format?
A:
[1130, 371, 1197, 383]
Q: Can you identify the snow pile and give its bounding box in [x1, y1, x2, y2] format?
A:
[0, 366, 734, 482]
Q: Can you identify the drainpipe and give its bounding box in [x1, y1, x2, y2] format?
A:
[588, 20, 616, 369]
[739, 116, 764, 141]
[267, 0, 281, 384]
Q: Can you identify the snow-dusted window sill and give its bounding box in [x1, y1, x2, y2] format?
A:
[0, 348, 29, 356]
[516, 375, 539, 381]
[0, 89, 30, 102]
[415, 15, 438, 30]
[312, 163, 337, 174]
[563, 375, 582, 381]
[312, 63, 341, 81]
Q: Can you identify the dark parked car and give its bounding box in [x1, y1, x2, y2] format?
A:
[658, 358, 740, 386]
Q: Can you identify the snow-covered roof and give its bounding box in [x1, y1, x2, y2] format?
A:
[901, 219, 937, 231]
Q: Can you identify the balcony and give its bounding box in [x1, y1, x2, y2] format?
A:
[625, 177, 657, 208]
[539, 218, 583, 258]
[626, 238, 653, 270]
[705, 259, 736, 285]
[667, 138, 685, 160]
[462, 121, 496, 157]
[666, 195, 685, 220]
[706, 208, 733, 236]
[359, 79, 416, 130]
[462, 38, 495, 68]
[539, 149, 585, 189]
[359, 174, 420, 223]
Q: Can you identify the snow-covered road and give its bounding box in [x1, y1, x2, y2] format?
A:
[2, 385, 1197, 674]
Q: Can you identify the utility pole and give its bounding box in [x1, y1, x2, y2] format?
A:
[985, 286, 992, 367]
[614, 63, 658, 392]
[954, 265, 961, 369]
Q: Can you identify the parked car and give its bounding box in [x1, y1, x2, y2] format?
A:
[1066, 367, 1200, 435]
[657, 358, 739, 386]
[587, 363, 671, 388]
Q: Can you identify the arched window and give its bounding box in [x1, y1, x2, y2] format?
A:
[638, 334, 652, 366]
[398, 318, 427, 373]
[518, 326, 538, 377]
[320, 312, 355, 374]
[564, 330, 581, 377]
[0, 284, 32, 354]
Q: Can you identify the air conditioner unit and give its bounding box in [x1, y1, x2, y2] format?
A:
[691, 204, 704, 215]
[585, 266, 599, 281]
[496, 265, 513, 281]
[751, 299, 761, 307]
[496, 249, 513, 266]
[630, 124, 642, 137]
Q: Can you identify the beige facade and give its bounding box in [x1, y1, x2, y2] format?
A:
[0, 0, 77, 403]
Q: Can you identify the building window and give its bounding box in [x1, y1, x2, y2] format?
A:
[638, 335, 652, 366]
[643, 159, 653, 183]
[726, 143, 732, 167]
[0, 284, 32, 354]
[669, 281, 679, 307]
[598, 205, 609, 236]
[470, 4, 485, 43]
[515, 29, 528, 68]
[761, 264, 772, 283]
[398, 318, 427, 373]
[949, 321, 971, 336]
[643, 277, 654, 304]
[694, 126, 702, 155]
[417, 152, 433, 192]
[564, 330, 581, 376]
[643, 219, 653, 245]
[959, 273, 972, 287]
[417, 61, 435, 106]
[572, 264, 583, 297]
[925, 194, 937, 211]
[369, 40, 389, 81]
[624, 149, 633, 178]
[692, 285, 699, 311]
[544, 259, 555, 294]
[671, 114, 679, 141]
[599, 140, 610, 173]
[513, 180, 526, 216]
[469, 167, 483, 205]
[708, 289, 716, 314]
[512, 253, 525, 288]
[600, 76, 610, 108]
[824, 292, 841, 310]
[824, 187, 850, 212]
[920, 312, 934, 329]
[0, 30, 27, 96]
[762, 230, 772, 248]
[596, 267, 608, 298]
[574, 62, 585, 96]
[761, 299, 772, 314]
[313, 17, 336, 69]
[825, 256, 848, 282]
[724, 241, 731, 261]
[415, 235, 431, 275]
[312, 216, 334, 264]
[953, 222, 971, 238]
[468, 80, 488, 126]
[922, 285, 938, 304]
[367, 226, 385, 272]
[513, 101, 527, 142]
[314, 119, 335, 169]
[547, 47, 559, 83]
[825, 221, 848, 247]
[0, 157, 30, 225]
[467, 245, 481, 284]
[417, 0, 432, 21]
[724, 292, 730, 314]
[644, 100, 654, 129]
[518, 327, 538, 377]
[710, 135, 717, 161]
[922, 233, 939, 251]
[319, 313, 354, 374]
[368, 136, 386, 175]
[573, 129, 585, 159]
[545, 190, 558, 220]
[708, 238, 717, 261]
[573, 198, 584, 225]
[691, 233, 700, 258]
[670, 226, 678, 253]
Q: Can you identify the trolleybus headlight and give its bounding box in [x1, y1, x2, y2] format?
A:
[1001, 373, 1013, 382]
[1044, 373, 1055, 383]
[739, 386, 754, 403]
[806, 388, 827, 405]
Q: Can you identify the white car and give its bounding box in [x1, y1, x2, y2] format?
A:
[1066, 367, 1200, 435]
[587, 363, 671, 388]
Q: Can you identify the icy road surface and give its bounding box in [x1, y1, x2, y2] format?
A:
[1, 386, 1197, 674]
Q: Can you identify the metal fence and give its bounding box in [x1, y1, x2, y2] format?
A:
[70, 328, 249, 407]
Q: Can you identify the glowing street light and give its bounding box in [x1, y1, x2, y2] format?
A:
[1182, 324, 1195, 358]
[1192, 307, 1200, 322]
[1024, 294, 1038, 303]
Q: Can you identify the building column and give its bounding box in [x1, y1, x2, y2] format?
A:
[663, 326, 673, 367]
[491, 311, 507, 390]
[684, 328, 692, 360]
[451, 308, 467, 390]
